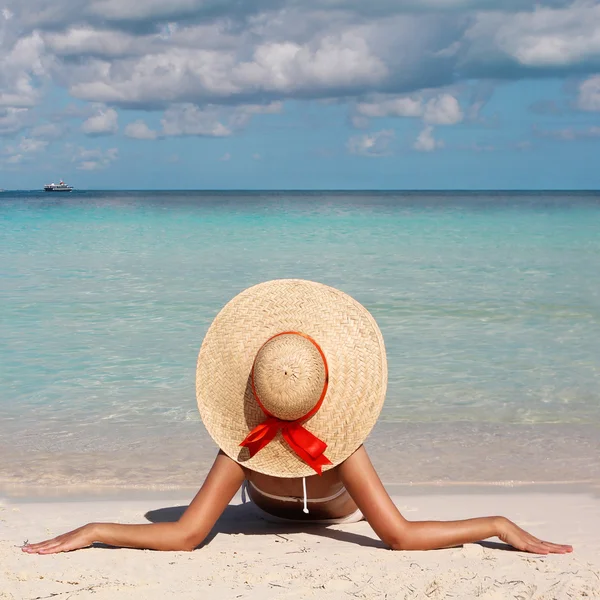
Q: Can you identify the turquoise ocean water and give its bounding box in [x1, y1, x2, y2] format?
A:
[1, 191, 599, 491]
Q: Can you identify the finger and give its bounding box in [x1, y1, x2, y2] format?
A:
[540, 541, 573, 553]
[522, 535, 568, 554]
[523, 533, 543, 545]
[22, 543, 55, 553]
[24, 541, 65, 554]
[22, 538, 61, 550]
[45, 538, 91, 554]
[23, 528, 83, 550]
[39, 544, 70, 554]
[23, 538, 63, 551]
[27, 536, 73, 552]
[523, 541, 550, 555]
[521, 533, 572, 553]
[41, 535, 92, 554]
[535, 539, 573, 552]
[25, 532, 73, 548]
[32, 539, 74, 554]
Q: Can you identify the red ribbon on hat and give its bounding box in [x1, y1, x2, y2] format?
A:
[239, 331, 333, 475]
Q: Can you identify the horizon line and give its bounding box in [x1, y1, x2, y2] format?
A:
[4, 188, 600, 193]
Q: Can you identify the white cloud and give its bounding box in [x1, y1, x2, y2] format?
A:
[18, 138, 49, 153]
[577, 75, 600, 112]
[6, 153, 23, 164]
[9, 0, 579, 34]
[347, 129, 394, 156]
[350, 114, 370, 129]
[42, 4, 595, 113]
[423, 93, 463, 125]
[87, 0, 206, 22]
[160, 104, 231, 137]
[237, 102, 283, 115]
[252, 153, 262, 160]
[220, 152, 231, 161]
[124, 119, 158, 139]
[466, 82, 496, 122]
[355, 93, 463, 127]
[73, 146, 118, 170]
[65, 29, 387, 107]
[229, 101, 283, 128]
[535, 125, 600, 141]
[30, 122, 65, 139]
[463, 4, 600, 69]
[413, 125, 444, 151]
[2, 136, 49, 165]
[0, 107, 30, 135]
[68, 50, 240, 105]
[234, 32, 387, 93]
[0, 32, 46, 108]
[44, 27, 142, 58]
[81, 105, 118, 135]
[2, 0, 600, 144]
[357, 96, 422, 118]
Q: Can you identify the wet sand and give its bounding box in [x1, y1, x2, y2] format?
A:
[2, 421, 599, 495]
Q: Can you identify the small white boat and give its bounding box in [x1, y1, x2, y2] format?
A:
[44, 180, 73, 192]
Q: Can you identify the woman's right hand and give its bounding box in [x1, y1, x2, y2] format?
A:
[21, 523, 97, 555]
[495, 516, 572, 555]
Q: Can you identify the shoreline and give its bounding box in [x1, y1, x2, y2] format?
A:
[2, 421, 599, 494]
[3, 480, 600, 504]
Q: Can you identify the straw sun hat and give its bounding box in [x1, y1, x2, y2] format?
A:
[196, 279, 387, 478]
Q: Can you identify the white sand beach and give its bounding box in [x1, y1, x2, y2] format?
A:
[2, 486, 600, 600]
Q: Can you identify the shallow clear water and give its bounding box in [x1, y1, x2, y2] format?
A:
[1, 190, 599, 487]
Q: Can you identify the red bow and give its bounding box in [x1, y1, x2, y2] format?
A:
[240, 416, 332, 475]
[239, 331, 332, 475]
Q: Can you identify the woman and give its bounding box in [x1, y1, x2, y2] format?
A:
[23, 280, 572, 556]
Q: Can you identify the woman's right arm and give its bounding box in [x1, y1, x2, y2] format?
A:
[338, 446, 572, 554]
[23, 451, 246, 554]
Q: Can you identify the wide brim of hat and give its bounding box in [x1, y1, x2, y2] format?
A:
[196, 279, 387, 478]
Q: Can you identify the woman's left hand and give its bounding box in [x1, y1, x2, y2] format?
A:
[21, 524, 97, 554]
[496, 517, 573, 555]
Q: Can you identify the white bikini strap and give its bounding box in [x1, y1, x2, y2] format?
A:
[302, 477, 309, 514]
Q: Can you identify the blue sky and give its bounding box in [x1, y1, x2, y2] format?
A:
[1, 1, 600, 189]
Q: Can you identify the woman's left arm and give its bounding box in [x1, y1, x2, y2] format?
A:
[23, 451, 245, 553]
[339, 446, 572, 554]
